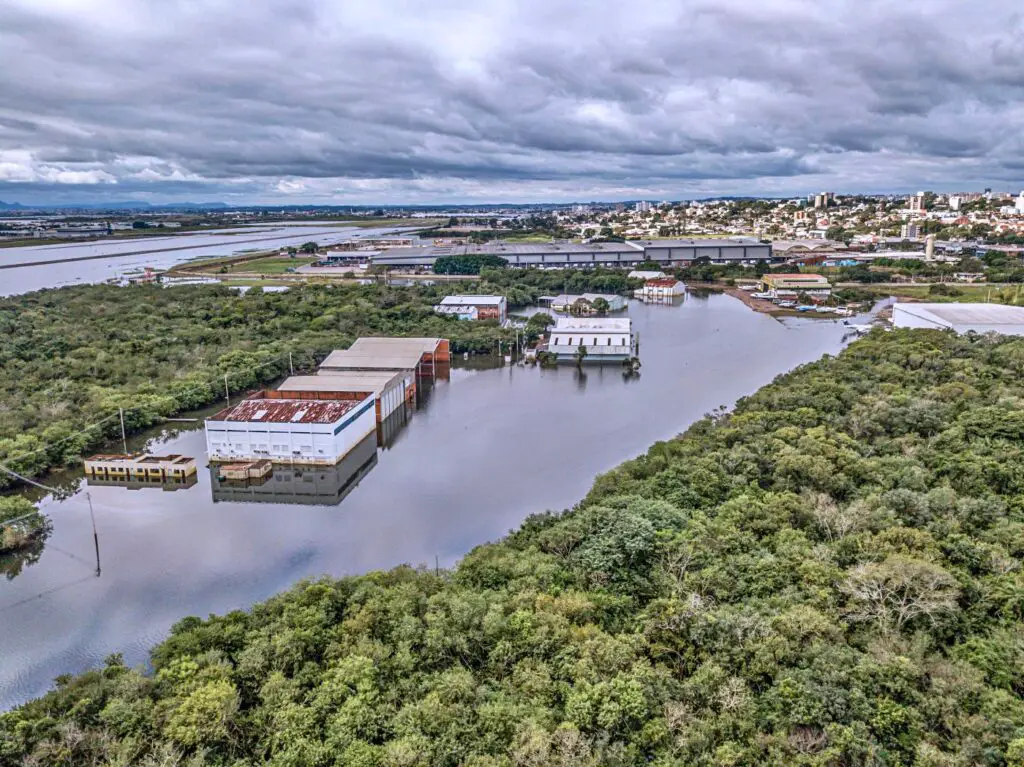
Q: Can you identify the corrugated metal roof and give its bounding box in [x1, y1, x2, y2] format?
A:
[348, 337, 443, 354]
[280, 373, 402, 393]
[319, 351, 424, 370]
[210, 398, 359, 423]
[645, 278, 683, 287]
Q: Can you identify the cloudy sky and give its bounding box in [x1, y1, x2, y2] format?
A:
[1, 0, 1022, 205]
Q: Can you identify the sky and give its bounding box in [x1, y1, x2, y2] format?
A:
[1, 0, 1023, 206]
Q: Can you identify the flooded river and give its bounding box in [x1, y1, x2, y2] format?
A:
[0, 294, 860, 709]
[0, 224, 414, 296]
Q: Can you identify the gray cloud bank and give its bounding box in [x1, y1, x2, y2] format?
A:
[1, 0, 1022, 204]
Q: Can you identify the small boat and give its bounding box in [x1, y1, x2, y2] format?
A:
[779, 301, 796, 308]
[815, 306, 834, 313]
[751, 292, 774, 299]
[796, 305, 814, 312]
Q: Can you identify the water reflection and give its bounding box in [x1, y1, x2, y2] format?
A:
[211, 435, 379, 506]
[86, 474, 199, 492]
[0, 534, 48, 581]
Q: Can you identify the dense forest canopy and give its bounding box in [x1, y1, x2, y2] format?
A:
[4, 329, 1024, 765]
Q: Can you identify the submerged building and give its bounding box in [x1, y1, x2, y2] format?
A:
[275, 372, 413, 425]
[210, 433, 379, 506]
[434, 295, 507, 323]
[543, 293, 628, 313]
[547, 317, 637, 362]
[634, 278, 685, 299]
[205, 396, 377, 465]
[318, 337, 450, 380]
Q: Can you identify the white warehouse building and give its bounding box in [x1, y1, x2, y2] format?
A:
[205, 396, 377, 465]
[547, 317, 637, 362]
[892, 303, 1024, 336]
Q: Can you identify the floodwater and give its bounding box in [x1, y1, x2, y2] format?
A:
[0, 294, 862, 709]
[0, 224, 415, 296]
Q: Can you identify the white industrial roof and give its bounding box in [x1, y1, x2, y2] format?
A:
[348, 337, 443, 355]
[319, 351, 424, 370]
[278, 372, 403, 393]
[628, 270, 667, 279]
[553, 317, 632, 331]
[437, 295, 505, 306]
[895, 302, 1024, 327]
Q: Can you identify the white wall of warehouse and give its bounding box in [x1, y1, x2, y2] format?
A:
[205, 397, 377, 464]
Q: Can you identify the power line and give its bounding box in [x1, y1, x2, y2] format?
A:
[1, 346, 325, 471]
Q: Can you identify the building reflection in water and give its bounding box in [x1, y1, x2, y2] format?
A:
[210, 433, 379, 506]
[85, 474, 199, 492]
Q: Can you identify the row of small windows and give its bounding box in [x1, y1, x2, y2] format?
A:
[551, 336, 626, 346]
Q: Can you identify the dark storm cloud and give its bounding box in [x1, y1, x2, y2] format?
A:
[0, 0, 1022, 203]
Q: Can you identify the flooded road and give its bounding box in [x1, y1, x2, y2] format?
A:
[0, 294, 859, 709]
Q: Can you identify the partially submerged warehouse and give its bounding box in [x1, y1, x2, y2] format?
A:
[204, 336, 449, 467]
[318, 337, 450, 380]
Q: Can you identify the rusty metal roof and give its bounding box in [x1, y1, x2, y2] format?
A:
[209, 398, 360, 424]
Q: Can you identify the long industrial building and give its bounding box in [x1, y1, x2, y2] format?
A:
[368, 238, 772, 268]
[318, 337, 450, 380]
[547, 317, 637, 362]
[205, 397, 377, 465]
[274, 372, 413, 425]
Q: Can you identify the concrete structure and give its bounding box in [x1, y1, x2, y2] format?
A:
[925, 235, 936, 261]
[909, 192, 926, 213]
[634, 278, 685, 299]
[901, 222, 920, 240]
[205, 396, 377, 465]
[544, 293, 628, 313]
[275, 371, 412, 424]
[548, 317, 637, 362]
[84, 454, 197, 481]
[218, 460, 273, 481]
[434, 295, 507, 323]
[319, 337, 450, 380]
[892, 303, 1024, 336]
[369, 239, 772, 269]
[759, 274, 832, 298]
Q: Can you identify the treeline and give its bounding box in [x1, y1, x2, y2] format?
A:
[477, 267, 642, 307]
[433, 254, 509, 274]
[4, 330, 1024, 764]
[0, 283, 514, 489]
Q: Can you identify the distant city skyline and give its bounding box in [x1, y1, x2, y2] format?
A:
[2, 0, 1023, 206]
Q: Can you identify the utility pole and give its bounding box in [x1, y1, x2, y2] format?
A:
[87, 492, 101, 577]
[119, 408, 128, 454]
[224, 373, 230, 407]
[289, 351, 294, 376]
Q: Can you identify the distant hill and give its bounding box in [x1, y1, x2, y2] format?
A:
[0, 201, 26, 210]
